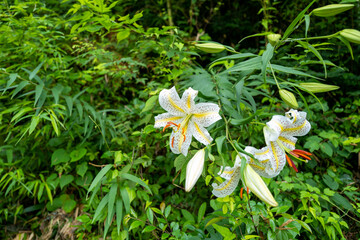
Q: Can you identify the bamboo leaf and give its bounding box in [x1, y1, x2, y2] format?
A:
[87, 164, 112, 195]
[92, 193, 109, 223]
[121, 173, 152, 194]
[108, 182, 118, 225]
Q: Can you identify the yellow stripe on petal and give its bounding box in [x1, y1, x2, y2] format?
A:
[270, 142, 279, 170]
[168, 94, 185, 113]
[194, 122, 211, 144]
[155, 116, 183, 123]
[274, 121, 284, 131]
[249, 163, 265, 170]
[284, 121, 307, 132]
[193, 112, 216, 118]
[217, 171, 238, 191]
[222, 170, 234, 175]
[278, 136, 295, 146]
[255, 148, 269, 156]
[187, 94, 191, 109]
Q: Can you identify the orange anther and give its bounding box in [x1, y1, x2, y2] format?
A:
[286, 155, 298, 172]
[292, 149, 312, 156]
[171, 137, 175, 148]
[162, 121, 180, 132]
[182, 128, 186, 142]
[240, 187, 244, 199]
[246, 187, 250, 195]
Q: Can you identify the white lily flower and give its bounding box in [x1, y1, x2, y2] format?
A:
[154, 87, 221, 156]
[212, 155, 278, 207]
[260, 109, 311, 177]
[185, 149, 205, 192]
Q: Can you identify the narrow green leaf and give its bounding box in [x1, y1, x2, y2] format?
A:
[43, 182, 53, 204]
[120, 188, 130, 213]
[29, 115, 40, 135]
[108, 183, 118, 225]
[261, 43, 274, 82]
[104, 205, 115, 239]
[11, 107, 33, 123]
[282, 0, 316, 40]
[34, 84, 44, 107]
[270, 64, 321, 80]
[2, 73, 18, 95]
[297, 40, 327, 78]
[11, 81, 28, 99]
[92, 193, 109, 223]
[305, 14, 310, 38]
[51, 85, 64, 104]
[50, 114, 60, 136]
[64, 96, 74, 116]
[29, 61, 44, 80]
[116, 199, 123, 234]
[337, 36, 354, 60]
[121, 173, 152, 193]
[215, 136, 226, 157]
[198, 202, 206, 224]
[87, 164, 112, 194]
[146, 207, 154, 224]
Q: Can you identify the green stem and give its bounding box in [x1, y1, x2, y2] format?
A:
[282, 33, 338, 42]
[269, 63, 280, 89]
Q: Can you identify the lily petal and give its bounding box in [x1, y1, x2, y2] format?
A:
[218, 156, 241, 180]
[191, 120, 213, 145]
[181, 87, 198, 112]
[169, 123, 194, 156]
[192, 103, 221, 127]
[154, 113, 183, 128]
[277, 135, 297, 151]
[267, 141, 286, 175]
[212, 166, 241, 198]
[159, 87, 187, 116]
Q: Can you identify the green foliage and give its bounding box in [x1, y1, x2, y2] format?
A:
[0, 0, 359, 239]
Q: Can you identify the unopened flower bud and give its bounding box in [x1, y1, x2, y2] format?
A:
[339, 29, 360, 44]
[300, 82, 339, 93]
[312, 4, 354, 17]
[185, 149, 205, 192]
[195, 43, 226, 53]
[243, 164, 278, 207]
[279, 89, 298, 109]
[267, 34, 281, 46]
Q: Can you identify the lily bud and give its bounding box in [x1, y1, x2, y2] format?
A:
[243, 164, 278, 207]
[185, 149, 205, 192]
[279, 89, 298, 109]
[300, 82, 339, 93]
[339, 29, 360, 44]
[312, 4, 354, 17]
[267, 34, 281, 46]
[195, 43, 226, 53]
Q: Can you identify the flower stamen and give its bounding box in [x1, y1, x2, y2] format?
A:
[163, 121, 180, 132]
[286, 155, 298, 172]
[171, 137, 175, 148]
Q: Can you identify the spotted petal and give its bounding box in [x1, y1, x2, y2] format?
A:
[191, 120, 213, 145]
[159, 87, 187, 116]
[169, 123, 194, 156]
[192, 103, 222, 127]
[181, 87, 198, 112]
[154, 113, 184, 128]
[212, 166, 241, 198]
